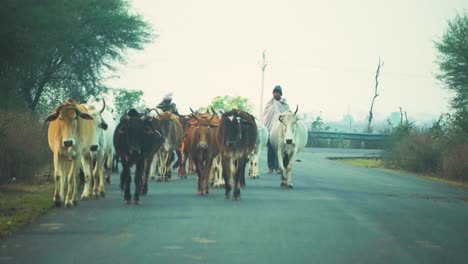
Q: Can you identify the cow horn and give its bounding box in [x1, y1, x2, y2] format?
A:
[211, 107, 217, 116]
[279, 115, 283, 123]
[294, 105, 298, 115]
[147, 108, 160, 115]
[190, 108, 199, 121]
[209, 113, 215, 123]
[100, 99, 106, 114]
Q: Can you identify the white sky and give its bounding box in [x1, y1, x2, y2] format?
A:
[105, 0, 468, 122]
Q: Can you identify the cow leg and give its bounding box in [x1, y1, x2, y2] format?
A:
[239, 158, 247, 188]
[176, 149, 186, 178]
[163, 151, 171, 181]
[94, 151, 106, 198]
[277, 149, 287, 187]
[156, 151, 165, 181]
[133, 160, 144, 204]
[222, 158, 233, 199]
[188, 159, 195, 175]
[203, 158, 214, 195]
[121, 162, 132, 204]
[65, 156, 80, 207]
[253, 149, 261, 178]
[149, 152, 157, 180]
[285, 153, 293, 188]
[193, 157, 204, 195]
[53, 153, 63, 207]
[141, 158, 152, 195]
[80, 155, 93, 200]
[105, 152, 112, 184]
[234, 159, 247, 200]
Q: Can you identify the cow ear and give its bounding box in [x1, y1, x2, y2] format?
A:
[44, 112, 59, 122]
[100, 122, 108, 130]
[79, 112, 94, 120]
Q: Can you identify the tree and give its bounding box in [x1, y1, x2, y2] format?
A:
[113, 89, 145, 117]
[310, 113, 331, 131]
[0, 0, 152, 111]
[435, 12, 468, 132]
[367, 57, 384, 133]
[204, 95, 254, 114]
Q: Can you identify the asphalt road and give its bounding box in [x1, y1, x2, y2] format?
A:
[1, 148, 468, 264]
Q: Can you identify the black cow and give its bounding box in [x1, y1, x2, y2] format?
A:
[113, 109, 163, 204]
[218, 109, 257, 200]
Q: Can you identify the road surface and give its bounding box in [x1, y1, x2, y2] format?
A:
[1, 148, 468, 264]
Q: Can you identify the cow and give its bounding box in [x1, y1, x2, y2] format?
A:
[113, 109, 163, 204]
[269, 106, 308, 188]
[100, 105, 117, 185]
[149, 110, 183, 181]
[248, 119, 268, 178]
[177, 113, 198, 177]
[185, 109, 220, 195]
[45, 98, 95, 207]
[80, 99, 109, 200]
[218, 109, 257, 200]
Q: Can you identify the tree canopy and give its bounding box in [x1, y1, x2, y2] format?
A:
[0, 0, 152, 112]
[113, 88, 145, 118]
[204, 95, 254, 114]
[435, 12, 468, 114]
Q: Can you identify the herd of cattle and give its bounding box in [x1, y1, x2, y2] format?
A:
[45, 98, 308, 206]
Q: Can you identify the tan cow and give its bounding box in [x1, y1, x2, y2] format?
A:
[185, 110, 220, 195]
[45, 98, 95, 207]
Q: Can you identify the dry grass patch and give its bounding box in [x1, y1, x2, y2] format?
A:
[336, 158, 468, 188]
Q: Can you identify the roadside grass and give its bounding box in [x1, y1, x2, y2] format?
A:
[336, 158, 468, 188]
[0, 181, 53, 238]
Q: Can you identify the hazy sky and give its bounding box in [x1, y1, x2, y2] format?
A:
[105, 0, 468, 122]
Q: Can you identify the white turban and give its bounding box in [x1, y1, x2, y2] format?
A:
[163, 92, 173, 101]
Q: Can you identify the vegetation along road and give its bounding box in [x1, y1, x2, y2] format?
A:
[1, 148, 468, 264]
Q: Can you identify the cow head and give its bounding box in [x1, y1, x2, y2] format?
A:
[45, 98, 94, 148]
[278, 106, 299, 145]
[115, 109, 162, 160]
[190, 110, 219, 150]
[85, 99, 108, 152]
[221, 113, 243, 148]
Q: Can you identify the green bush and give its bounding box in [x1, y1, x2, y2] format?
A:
[0, 110, 50, 183]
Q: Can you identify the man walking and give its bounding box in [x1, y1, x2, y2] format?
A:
[262, 85, 290, 173]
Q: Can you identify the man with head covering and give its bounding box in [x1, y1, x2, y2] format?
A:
[156, 92, 180, 115]
[262, 85, 290, 173]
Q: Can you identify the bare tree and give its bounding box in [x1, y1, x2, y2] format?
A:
[367, 57, 384, 132]
[258, 50, 268, 118]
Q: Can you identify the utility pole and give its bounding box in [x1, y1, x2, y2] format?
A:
[258, 50, 268, 118]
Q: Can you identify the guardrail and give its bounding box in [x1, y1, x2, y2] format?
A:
[308, 131, 389, 141]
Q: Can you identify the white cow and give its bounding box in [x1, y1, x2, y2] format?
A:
[100, 104, 116, 186]
[248, 119, 268, 178]
[81, 100, 108, 199]
[269, 107, 308, 188]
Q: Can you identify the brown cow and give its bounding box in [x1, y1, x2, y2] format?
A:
[218, 109, 257, 200]
[177, 113, 197, 177]
[185, 110, 220, 195]
[45, 98, 95, 207]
